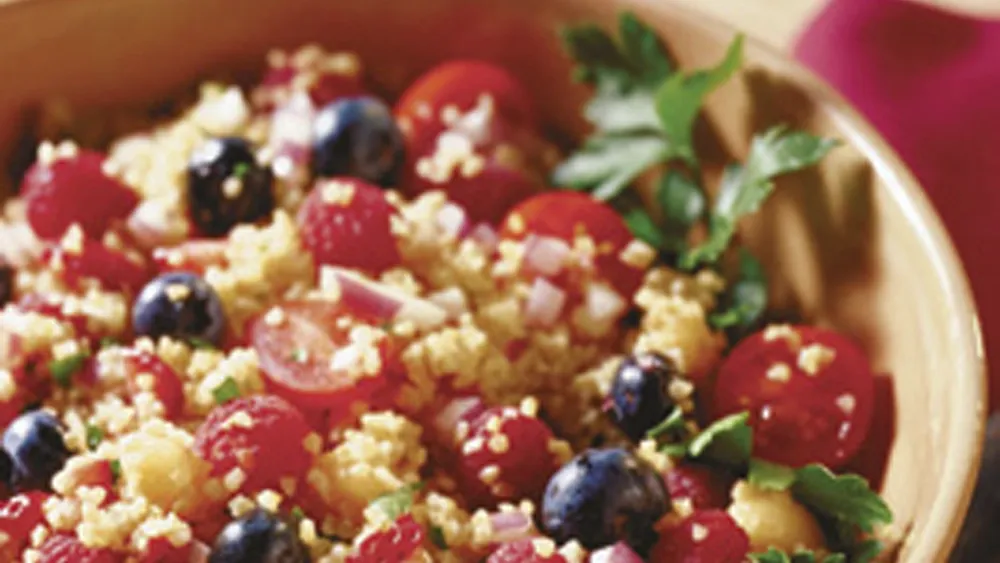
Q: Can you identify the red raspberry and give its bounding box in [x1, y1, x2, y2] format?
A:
[37, 534, 122, 563]
[649, 510, 750, 563]
[22, 149, 138, 240]
[121, 350, 185, 420]
[45, 238, 151, 293]
[347, 514, 425, 563]
[136, 537, 193, 563]
[664, 464, 736, 510]
[193, 395, 314, 495]
[456, 406, 560, 508]
[0, 492, 48, 559]
[255, 52, 365, 110]
[296, 178, 401, 274]
[18, 294, 93, 339]
[486, 538, 568, 563]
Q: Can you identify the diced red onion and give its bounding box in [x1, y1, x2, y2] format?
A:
[589, 542, 644, 563]
[427, 287, 468, 318]
[436, 202, 469, 238]
[584, 281, 628, 326]
[523, 235, 572, 278]
[467, 223, 499, 253]
[268, 91, 315, 179]
[322, 266, 448, 331]
[523, 278, 566, 328]
[432, 396, 486, 440]
[488, 511, 537, 544]
[126, 200, 182, 249]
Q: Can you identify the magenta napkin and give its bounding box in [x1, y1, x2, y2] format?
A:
[795, 0, 1000, 410]
[794, 1, 1000, 557]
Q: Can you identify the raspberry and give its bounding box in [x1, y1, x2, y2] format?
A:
[22, 149, 138, 240]
[37, 533, 122, 563]
[296, 178, 400, 274]
[649, 510, 750, 563]
[0, 492, 48, 559]
[122, 350, 185, 420]
[347, 514, 425, 563]
[193, 395, 313, 495]
[136, 537, 193, 563]
[486, 538, 568, 563]
[456, 406, 560, 508]
[664, 464, 736, 510]
[45, 238, 151, 293]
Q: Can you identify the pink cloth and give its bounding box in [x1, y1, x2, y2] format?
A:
[795, 0, 1000, 409]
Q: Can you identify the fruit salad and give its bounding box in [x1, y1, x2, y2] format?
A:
[0, 11, 893, 563]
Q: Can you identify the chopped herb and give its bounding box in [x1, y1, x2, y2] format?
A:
[369, 482, 424, 521]
[792, 465, 893, 534]
[688, 411, 752, 467]
[188, 337, 217, 350]
[622, 206, 666, 248]
[211, 377, 240, 405]
[682, 127, 839, 269]
[655, 170, 706, 252]
[290, 348, 309, 363]
[290, 506, 305, 521]
[645, 405, 686, 441]
[654, 35, 744, 167]
[710, 248, 768, 333]
[85, 424, 104, 451]
[429, 525, 448, 550]
[48, 352, 89, 389]
[99, 336, 120, 350]
[749, 547, 847, 563]
[747, 458, 797, 491]
[232, 162, 251, 179]
[109, 459, 122, 483]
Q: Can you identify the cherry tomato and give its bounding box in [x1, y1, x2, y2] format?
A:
[0, 492, 48, 559]
[500, 191, 644, 299]
[121, 350, 186, 420]
[37, 533, 121, 563]
[395, 60, 535, 139]
[650, 510, 749, 563]
[248, 300, 398, 411]
[664, 463, 736, 510]
[710, 325, 875, 468]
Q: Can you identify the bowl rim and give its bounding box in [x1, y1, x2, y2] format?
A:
[641, 0, 988, 558]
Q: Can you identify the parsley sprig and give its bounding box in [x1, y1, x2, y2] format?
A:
[556, 13, 837, 334]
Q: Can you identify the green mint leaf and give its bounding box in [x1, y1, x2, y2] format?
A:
[850, 539, 884, 563]
[109, 459, 122, 483]
[749, 548, 791, 563]
[748, 458, 797, 491]
[710, 249, 768, 331]
[211, 377, 240, 405]
[659, 442, 690, 458]
[617, 12, 673, 85]
[188, 337, 217, 350]
[655, 35, 744, 166]
[85, 424, 104, 451]
[622, 206, 666, 248]
[792, 465, 893, 533]
[48, 352, 89, 389]
[551, 135, 667, 200]
[683, 128, 838, 268]
[656, 170, 705, 251]
[99, 337, 120, 350]
[370, 482, 424, 520]
[429, 525, 448, 550]
[688, 411, 752, 467]
[749, 548, 848, 563]
[646, 405, 686, 440]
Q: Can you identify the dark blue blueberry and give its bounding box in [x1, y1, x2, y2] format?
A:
[608, 352, 680, 442]
[188, 137, 274, 237]
[3, 410, 70, 492]
[132, 272, 226, 345]
[541, 448, 670, 555]
[209, 508, 310, 563]
[311, 96, 404, 186]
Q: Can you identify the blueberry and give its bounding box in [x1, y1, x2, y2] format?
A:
[541, 448, 670, 554]
[188, 137, 274, 237]
[3, 410, 70, 492]
[311, 96, 404, 186]
[132, 272, 226, 345]
[608, 352, 681, 442]
[209, 508, 310, 563]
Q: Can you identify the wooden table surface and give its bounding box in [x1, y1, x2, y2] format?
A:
[676, 0, 1000, 51]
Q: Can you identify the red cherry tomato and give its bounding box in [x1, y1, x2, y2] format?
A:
[136, 537, 193, 563]
[0, 492, 49, 560]
[248, 300, 398, 411]
[710, 325, 876, 468]
[500, 192, 644, 299]
[121, 350, 186, 420]
[395, 60, 535, 138]
[664, 463, 736, 510]
[37, 533, 122, 563]
[650, 510, 749, 563]
[347, 514, 425, 563]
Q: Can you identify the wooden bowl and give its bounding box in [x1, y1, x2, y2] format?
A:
[0, 0, 986, 560]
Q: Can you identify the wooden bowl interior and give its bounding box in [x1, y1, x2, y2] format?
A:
[0, 0, 986, 560]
